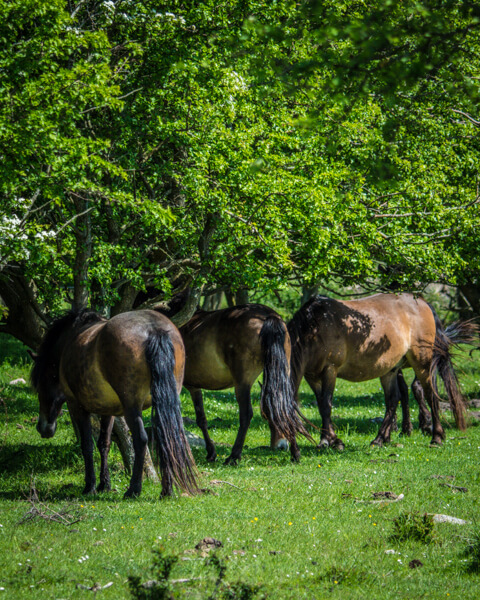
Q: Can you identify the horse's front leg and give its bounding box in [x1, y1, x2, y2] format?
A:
[309, 368, 343, 450]
[96, 415, 114, 492]
[224, 383, 253, 465]
[189, 387, 217, 462]
[68, 400, 96, 495]
[123, 407, 148, 498]
[371, 372, 400, 446]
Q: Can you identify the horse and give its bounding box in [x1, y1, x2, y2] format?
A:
[395, 318, 478, 436]
[31, 309, 199, 498]
[288, 293, 475, 448]
[176, 304, 313, 464]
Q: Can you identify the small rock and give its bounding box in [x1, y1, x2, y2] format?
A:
[184, 430, 206, 448]
[432, 514, 469, 525]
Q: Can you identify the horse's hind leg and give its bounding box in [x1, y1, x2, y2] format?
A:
[224, 383, 253, 465]
[411, 376, 432, 434]
[96, 415, 114, 492]
[308, 367, 344, 451]
[371, 371, 401, 446]
[123, 407, 148, 498]
[397, 371, 413, 436]
[189, 387, 217, 462]
[409, 362, 444, 445]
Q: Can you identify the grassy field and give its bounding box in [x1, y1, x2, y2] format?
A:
[1, 334, 480, 599]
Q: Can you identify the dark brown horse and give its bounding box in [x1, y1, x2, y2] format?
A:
[178, 304, 312, 464]
[288, 293, 473, 448]
[31, 309, 198, 498]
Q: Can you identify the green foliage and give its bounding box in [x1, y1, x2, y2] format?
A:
[128, 546, 178, 600]
[390, 511, 436, 544]
[128, 547, 264, 600]
[3, 0, 480, 342]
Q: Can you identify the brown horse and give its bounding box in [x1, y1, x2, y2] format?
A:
[288, 293, 473, 448]
[31, 309, 199, 498]
[178, 304, 312, 464]
[396, 318, 478, 436]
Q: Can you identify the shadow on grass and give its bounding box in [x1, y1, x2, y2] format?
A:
[0, 334, 31, 366]
[0, 441, 81, 477]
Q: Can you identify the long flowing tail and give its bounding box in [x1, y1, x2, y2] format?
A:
[259, 315, 314, 444]
[428, 307, 479, 431]
[145, 330, 199, 496]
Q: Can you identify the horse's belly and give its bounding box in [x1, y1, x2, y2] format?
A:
[184, 354, 234, 390]
[338, 355, 405, 382]
[75, 375, 151, 416]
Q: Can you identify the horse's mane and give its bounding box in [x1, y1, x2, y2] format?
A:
[31, 309, 105, 390]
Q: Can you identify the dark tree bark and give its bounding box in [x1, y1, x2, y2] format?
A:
[0, 269, 46, 349]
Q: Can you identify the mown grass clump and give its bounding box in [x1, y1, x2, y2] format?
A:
[390, 511, 436, 544]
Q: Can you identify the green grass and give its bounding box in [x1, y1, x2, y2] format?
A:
[1, 341, 480, 598]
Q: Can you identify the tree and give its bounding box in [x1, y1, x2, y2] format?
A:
[2, 0, 480, 349]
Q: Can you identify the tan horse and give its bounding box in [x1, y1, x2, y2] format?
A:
[288, 293, 472, 448]
[178, 304, 312, 464]
[31, 309, 198, 498]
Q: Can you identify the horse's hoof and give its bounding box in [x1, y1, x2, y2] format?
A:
[123, 489, 141, 499]
[332, 440, 345, 452]
[429, 440, 443, 448]
[82, 486, 97, 496]
[317, 439, 330, 449]
[370, 439, 383, 448]
[224, 456, 239, 466]
[206, 454, 217, 463]
[275, 439, 289, 451]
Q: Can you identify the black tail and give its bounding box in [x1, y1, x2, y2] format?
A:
[145, 331, 199, 496]
[428, 308, 478, 431]
[259, 315, 314, 444]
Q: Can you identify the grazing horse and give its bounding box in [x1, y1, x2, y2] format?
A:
[288, 293, 472, 448]
[396, 318, 478, 436]
[177, 304, 312, 464]
[31, 309, 198, 498]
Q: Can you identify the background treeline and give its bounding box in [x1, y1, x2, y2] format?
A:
[1, 0, 480, 348]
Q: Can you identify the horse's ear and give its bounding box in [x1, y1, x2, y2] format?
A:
[27, 349, 38, 361]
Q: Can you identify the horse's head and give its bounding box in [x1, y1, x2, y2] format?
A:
[33, 356, 66, 438]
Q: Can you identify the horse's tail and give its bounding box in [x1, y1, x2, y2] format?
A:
[145, 330, 199, 496]
[259, 315, 315, 444]
[428, 307, 478, 431]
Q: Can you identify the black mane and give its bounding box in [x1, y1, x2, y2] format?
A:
[31, 309, 104, 390]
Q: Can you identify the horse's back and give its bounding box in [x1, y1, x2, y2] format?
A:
[299, 293, 436, 381]
[61, 310, 184, 415]
[181, 304, 282, 389]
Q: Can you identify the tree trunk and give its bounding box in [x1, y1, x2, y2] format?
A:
[235, 289, 249, 305]
[72, 195, 92, 309]
[90, 415, 159, 483]
[0, 269, 46, 349]
[457, 283, 480, 320]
